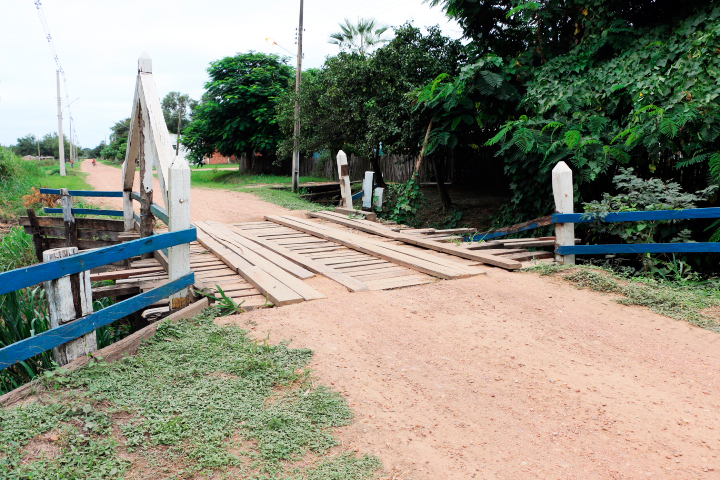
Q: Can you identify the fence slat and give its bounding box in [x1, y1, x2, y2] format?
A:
[553, 207, 720, 224]
[0, 273, 194, 370]
[39, 189, 123, 198]
[0, 227, 196, 296]
[557, 242, 720, 255]
[44, 208, 124, 217]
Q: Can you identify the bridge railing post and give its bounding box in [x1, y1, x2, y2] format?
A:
[43, 247, 97, 365]
[167, 157, 192, 310]
[552, 161, 575, 265]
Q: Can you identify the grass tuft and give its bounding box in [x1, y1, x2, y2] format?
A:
[1, 307, 380, 479]
[525, 263, 720, 332]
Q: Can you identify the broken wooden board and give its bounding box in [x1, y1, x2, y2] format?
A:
[335, 207, 376, 221]
[266, 215, 476, 279]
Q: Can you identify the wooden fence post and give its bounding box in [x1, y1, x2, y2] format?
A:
[122, 162, 135, 232]
[552, 161, 575, 265]
[138, 104, 154, 257]
[362, 171, 374, 210]
[167, 158, 192, 310]
[43, 247, 96, 366]
[336, 150, 352, 208]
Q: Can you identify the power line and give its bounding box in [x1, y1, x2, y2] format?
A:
[34, 0, 79, 148]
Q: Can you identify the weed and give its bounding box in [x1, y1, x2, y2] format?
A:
[0, 307, 380, 478]
[525, 263, 720, 332]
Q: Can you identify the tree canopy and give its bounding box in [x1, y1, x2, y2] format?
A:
[182, 52, 294, 165]
[162, 92, 198, 135]
[328, 18, 392, 55]
[12, 133, 78, 159]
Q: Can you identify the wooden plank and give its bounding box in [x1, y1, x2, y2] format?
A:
[39, 189, 123, 198]
[202, 221, 315, 280]
[19, 216, 126, 231]
[44, 208, 124, 217]
[44, 237, 120, 250]
[196, 222, 323, 301]
[332, 259, 388, 269]
[0, 273, 194, 370]
[505, 251, 554, 261]
[0, 228, 196, 296]
[558, 242, 720, 255]
[335, 207, 376, 221]
[365, 275, 435, 291]
[395, 235, 522, 270]
[90, 266, 166, 282]
[195, 226, 303, 306]
[468, 215, 553, 242]
[92, 284, 141, 300]
[231, 228, 369, 292]
[267, 216, 470, 279]
[554, 206, 720, 224]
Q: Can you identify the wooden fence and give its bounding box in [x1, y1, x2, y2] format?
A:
[0, 53, 195, 372]
[300, 153, 452, 184]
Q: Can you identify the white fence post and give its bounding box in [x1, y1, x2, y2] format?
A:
[167, 157, 192, 310]
[373, 187, 384, 210]
[336, 150, 352, 208]
[362, 171, 374, 210]
[43, 247, 96, 365]
[121, 162, 134, 231]
[552, 161, 575, 265]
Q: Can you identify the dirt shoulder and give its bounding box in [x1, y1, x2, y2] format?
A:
[220, 272, 720, 480]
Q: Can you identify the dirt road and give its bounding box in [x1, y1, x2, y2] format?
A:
[80, 159, 293, 223]
[84, 159, 720, 479]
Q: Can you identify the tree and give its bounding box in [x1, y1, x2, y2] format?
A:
[182, 52, 294, 166]
[162, 92, 198, 134]
[329, 18, 391, 55]
[12, 133, 77, 159]
[419, 0, 720, 221]
[100, 118, 131, 162]
[279, 23, 466, 205]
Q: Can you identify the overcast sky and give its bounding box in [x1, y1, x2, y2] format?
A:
[0, 0, 461, 149]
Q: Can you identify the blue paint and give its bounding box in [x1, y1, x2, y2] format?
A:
[151, 204, 169, 224]
[557, 242, 720, 255]
[467, 221, 545, 242]
[44, 208, 124, 217]
[553, 207, 720, 224]
[39, 189, 123, 198]
[129, 191, 168, 224]
[0, 273, 195, 370]
[352, 184, 378, 201]
[0, 227, 196, 296]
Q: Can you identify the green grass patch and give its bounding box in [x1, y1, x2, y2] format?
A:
[526, 263, 720, 332]
[0, 307, 380, 479]
[190, 169, 327, 188]
[36, 163, 93, 191]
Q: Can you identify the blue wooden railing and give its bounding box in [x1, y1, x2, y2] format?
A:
[0, 191, 197, 370]
[39, 189, 169, 224]
[553, 207, 720, 256]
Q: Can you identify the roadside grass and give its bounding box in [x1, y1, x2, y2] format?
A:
[0, 306, 381, 480]
[37, 163, 93, 191]
[190, 169, 328, 188]
[526, 263, 720, 333]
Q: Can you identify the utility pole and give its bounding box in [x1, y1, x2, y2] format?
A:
[56, 70, 66, 176]
[291, 0, 304, 192]
[69, 118, 73, 167]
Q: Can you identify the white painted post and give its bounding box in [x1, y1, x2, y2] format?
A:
[336, 150, 352, 208]
[167, 157, 192, 310]
[362, 171, 374, 210]
[552, 161, 575, 265]
[43, 247, 96, 365]
[122, 162, 135, 231]
[56, 70, 66, 177]
[373, 187, 384, 210]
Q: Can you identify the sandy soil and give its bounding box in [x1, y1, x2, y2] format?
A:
[85, 159, 720, 479]
[80, 159, 294, 223]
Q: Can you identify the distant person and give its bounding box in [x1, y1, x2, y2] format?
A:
[92, 158, 97, 167]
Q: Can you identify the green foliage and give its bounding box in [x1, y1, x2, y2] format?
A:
[161, 91, 198, 134]
[99, 118, 130, 162]
[12, 133, 80, 160]
[278, 24, 467, 163]
[0, 227, 36, 272]
[380, 176, 428, 226]
[183, 52, 294, 166]
[328, 18, 391, 55]
[582, 168, 716, 244]
[421, 1, 720, 224]
[0, 308, 379, 478]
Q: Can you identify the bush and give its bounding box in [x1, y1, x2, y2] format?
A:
[379, 175, 428, 226]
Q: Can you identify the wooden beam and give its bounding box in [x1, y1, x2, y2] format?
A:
[19, 216, 126, 231]
[266, 215, 473, 279]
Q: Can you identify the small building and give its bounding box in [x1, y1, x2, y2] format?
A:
[22, 155, 55, 161]
[203, 151, 236, 165]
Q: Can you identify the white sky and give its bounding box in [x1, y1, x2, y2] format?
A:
[0, 0, 460, 148]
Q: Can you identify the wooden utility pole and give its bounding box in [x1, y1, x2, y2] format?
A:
[56, 70, 66, 176]
[291, 0, 304, 192]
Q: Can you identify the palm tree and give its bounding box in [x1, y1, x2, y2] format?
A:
[328, 18, 391, 55]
